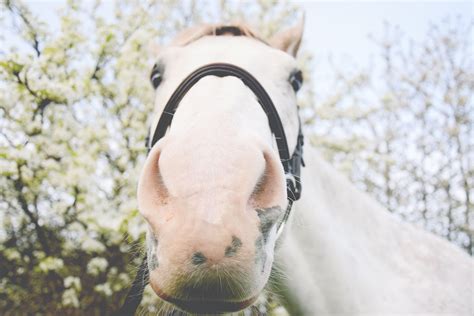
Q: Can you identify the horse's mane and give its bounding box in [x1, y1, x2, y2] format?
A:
[171, 23, 268, 46]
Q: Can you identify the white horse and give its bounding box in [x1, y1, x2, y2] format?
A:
[137, 21, 473, 315]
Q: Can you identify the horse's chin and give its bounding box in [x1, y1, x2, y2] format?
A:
[150, 281, 260, 314]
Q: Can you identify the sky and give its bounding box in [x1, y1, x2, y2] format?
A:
[297, 1, 472, 65]
[290, 0, 472, 94]
[26, 1, 472, 58]
[20, 0, 474, 96]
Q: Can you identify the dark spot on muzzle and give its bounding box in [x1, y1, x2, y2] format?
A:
[148, 252, 159, 270]
[147, 233, 159, 270]
[256, 206, 282, 243]
[254, 207, 282, 273]
[225, 235, 243, 257]
[254, 235, 267, 273]
[191, 252, 207, 265]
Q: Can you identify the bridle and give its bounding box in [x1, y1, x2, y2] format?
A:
[116, 63, 304, 315]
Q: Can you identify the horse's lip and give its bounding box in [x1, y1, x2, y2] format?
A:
[151, 283, 258, 313]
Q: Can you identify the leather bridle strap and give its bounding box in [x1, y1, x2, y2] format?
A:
[149, 63, 303, 208]
[114, 256, 148, 316]
[150, 63, 291, 169]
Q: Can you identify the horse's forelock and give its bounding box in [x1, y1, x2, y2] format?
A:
[170, 23, 267, 47]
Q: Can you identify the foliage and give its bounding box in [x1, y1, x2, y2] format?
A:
[0, 0, 299, 314]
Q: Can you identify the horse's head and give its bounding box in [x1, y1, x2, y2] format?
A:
[137, 20, 304, 313]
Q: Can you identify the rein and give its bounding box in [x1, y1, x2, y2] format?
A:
[116, 63, 304, 315]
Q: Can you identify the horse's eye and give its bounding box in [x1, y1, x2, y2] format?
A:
[150, 64, 163, 89]
[289, 70, 303, 92]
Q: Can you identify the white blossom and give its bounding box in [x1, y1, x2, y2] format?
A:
[38, 257, 64, 272]
[62, 288, 80, 308]
[87, 257, 108, 276]
[64, 276, 82, 291]
[94, 283, 113, 297]
[81, 237, 106, 253]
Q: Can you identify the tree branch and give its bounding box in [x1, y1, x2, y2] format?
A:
[5, 0, 42, 57]
[11, 164, 51, 255]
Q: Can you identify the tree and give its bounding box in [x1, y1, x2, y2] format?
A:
[0, 0, 301, 313]
[310, 18, 473, 254]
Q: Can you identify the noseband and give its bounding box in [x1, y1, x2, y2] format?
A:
[117, 63, 304, 315]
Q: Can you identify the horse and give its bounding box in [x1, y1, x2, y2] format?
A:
[135, 20, 473, 315]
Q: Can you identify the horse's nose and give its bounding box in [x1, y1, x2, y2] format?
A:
[137, 138, 285, 311]
[146, 218, 261, 308]
[154, 218, 249, 269]
[189, 235, 243, 266]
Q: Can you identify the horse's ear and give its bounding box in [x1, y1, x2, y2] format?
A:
[269, 14, 305, 57]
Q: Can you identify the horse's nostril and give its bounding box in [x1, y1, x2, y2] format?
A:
[249, 151, 287, 208]
[225, 236, 243, 257]
[191, 252, 207, 265]
[190, 235, 243, 266]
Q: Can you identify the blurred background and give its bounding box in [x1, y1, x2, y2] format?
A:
[0, 0, 472, 314]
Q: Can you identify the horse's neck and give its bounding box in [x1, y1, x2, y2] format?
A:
[272, 145, 473, 315]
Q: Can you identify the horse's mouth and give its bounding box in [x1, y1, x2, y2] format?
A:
[151, 283, 259, 313]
